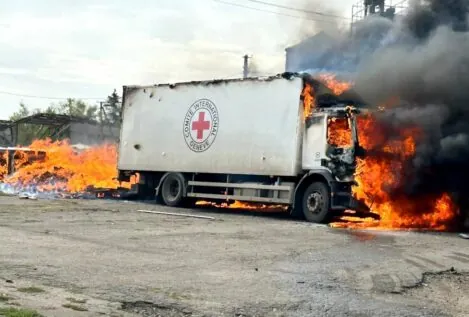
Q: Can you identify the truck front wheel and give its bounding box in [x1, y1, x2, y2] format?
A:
[160, 173, 185, 207]
[302, 182, 330, 223]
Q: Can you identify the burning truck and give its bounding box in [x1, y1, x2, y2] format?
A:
[117, 73, 370, 223]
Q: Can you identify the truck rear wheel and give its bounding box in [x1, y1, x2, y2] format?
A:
[302, 182, 330, 223]
[160, 173, 185, 207]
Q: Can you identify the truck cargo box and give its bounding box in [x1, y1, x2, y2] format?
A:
[118, 75, 304, 176]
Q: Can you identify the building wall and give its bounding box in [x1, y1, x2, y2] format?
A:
[285, 32, 336, 73]
[285, 14, 400, 74]
[68, 122, 120, 146]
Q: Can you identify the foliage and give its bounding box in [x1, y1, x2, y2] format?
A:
[52, 98, 98, 119]
[100, 89, 121, 125]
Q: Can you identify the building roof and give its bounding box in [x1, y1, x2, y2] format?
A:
[12, 113, 96, 126]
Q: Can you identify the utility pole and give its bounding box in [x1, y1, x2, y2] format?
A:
[243, 54, 250, 79]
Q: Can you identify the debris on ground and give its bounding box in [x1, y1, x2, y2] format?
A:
[138, 209, 216, 220]
[18, 192, 38, 200]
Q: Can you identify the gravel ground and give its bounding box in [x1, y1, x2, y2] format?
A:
[0, 196, 468, 317]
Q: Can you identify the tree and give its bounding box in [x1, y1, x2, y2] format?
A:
[101, 89, 121, 125]
[54, 98, 98, 121]
[10, 102, 31, 121]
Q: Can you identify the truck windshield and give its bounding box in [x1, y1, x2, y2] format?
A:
[327, 116, 353, 148]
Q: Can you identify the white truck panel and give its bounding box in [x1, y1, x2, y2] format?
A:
[118, 76, 304, 176]
[302, 114, 328, 170]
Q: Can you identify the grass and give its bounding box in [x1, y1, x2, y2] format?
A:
[62, 303, 88, 312]
[0, 307, 43, 317]
[15, 287, 44, 294]
[65, 297, 87, 304]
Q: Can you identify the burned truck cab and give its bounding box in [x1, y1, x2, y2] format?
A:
[299, 103, 364, 222]
[324, 106, 361, 182]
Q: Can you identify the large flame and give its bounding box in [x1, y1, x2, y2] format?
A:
[2, 139, 131, 193]
[328, 117, 353, 147]
[342, 115, 458, 230]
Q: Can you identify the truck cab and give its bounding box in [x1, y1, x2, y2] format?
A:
[293, 104, 363, 223]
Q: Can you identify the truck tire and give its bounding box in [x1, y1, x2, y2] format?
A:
[160, 173, 185, 207]
[302, 182, 330, 223]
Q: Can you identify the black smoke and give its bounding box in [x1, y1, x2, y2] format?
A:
[353, 0, 469, 225]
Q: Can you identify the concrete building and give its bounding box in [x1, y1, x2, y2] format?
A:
[285, 32, 336, 73]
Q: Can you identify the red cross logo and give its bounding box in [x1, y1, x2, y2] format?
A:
[191, 111, 211, 140]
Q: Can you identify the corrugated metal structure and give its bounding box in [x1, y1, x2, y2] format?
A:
[0, 120, 12, 147]
[0, 114, 120, 147]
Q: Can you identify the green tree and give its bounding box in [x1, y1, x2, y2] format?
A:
[54, 98, 98, 121]
[101, 89, 121, 125]
[9, 102, 30, 121]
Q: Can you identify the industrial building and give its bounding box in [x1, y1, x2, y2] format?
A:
[285, 0, 408, 73]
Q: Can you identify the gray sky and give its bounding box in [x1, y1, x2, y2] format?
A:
[0, 0, 355, 119]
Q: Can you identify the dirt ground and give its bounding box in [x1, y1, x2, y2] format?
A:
[0, 196, 468, 317]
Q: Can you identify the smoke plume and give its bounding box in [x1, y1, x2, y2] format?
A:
[352, 0, 469, 222]
[295, 0, 345, 41]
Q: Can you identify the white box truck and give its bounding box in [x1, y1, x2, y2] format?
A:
[117, 73, 365, 223]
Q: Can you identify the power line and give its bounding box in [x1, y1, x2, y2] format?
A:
[0, 90, 104, 101]
[243, 0, 350, 19]
[158, 44, 243, 55]
[212, 0, 343, 23]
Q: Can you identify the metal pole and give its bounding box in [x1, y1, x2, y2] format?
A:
[243, 54, 249, 79]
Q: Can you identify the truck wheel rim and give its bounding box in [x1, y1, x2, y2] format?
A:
[167, 179, 180, 201]
[307, 192, 322, 214]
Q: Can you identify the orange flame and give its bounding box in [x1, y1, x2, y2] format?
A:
[339, 114, 458, 230]
[0, 152, 7, 181]
[328, 117, 353, 147]
[318, 74, 352, 95]
[301, 83, 315, 118]
[3, 139, 132, 193]
[196, 200, 287, 211]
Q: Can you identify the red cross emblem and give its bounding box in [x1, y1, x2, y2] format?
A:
[183, 99, 219, 153]
[191, 111, 211, 140]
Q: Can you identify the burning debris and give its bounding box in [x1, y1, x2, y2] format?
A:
[196, 200, 288, 211]
[0, 139, 134, 199]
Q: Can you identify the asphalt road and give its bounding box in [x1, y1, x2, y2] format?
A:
[0, 196, 468, 317]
